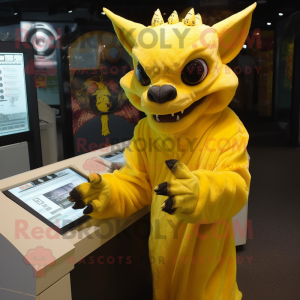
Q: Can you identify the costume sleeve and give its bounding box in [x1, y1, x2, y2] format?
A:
[94, 124, 152, 219]
[176, 131, 250, 224]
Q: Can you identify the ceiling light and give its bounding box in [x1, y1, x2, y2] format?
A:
[68, 10, 72, 13]
[279, 13, 283, 16]
[267, 22, 271, 25]
[101, 12, 106, 15]
[11, 6, 18, 16]
[243, 45, 247, 49]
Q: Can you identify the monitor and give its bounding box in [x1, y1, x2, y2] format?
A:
[3, 167, 90, 234]
[0, 53, 30, 136]
[0, 41, 42, 169]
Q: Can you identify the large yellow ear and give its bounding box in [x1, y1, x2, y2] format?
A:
[212, 3, 256, 64]
[103, 8, 145, 56]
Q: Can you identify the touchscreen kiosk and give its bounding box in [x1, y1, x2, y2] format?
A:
[3, 168, 90, 234]
[0, 141, 152, 300]
[0, 53, 30, 136]
[0, 42, 42, 169]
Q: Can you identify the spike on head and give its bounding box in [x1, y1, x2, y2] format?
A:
[152, 9, 164, 27]
[168, 10, 179, 24]
[195, 13, 202, 25]
[183, 8, 196, 26]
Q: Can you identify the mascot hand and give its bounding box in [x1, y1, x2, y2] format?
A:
[154, 160, 200, 215]
[68, 173, 111, 215]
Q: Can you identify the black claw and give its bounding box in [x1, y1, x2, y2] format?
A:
[154, 182, 168, 196]
[161, 197, 176, 215]
[83, 203, 93, 214]
[165, 159, 178, 171]
[72, 200, 86, 210]
[69, 188, 82, 202]
[167, 208, 176, 215]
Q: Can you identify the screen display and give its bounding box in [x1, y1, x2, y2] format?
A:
[103, 150, 126, 170]
[7, 168, 87, 229]
[103, 150, 125, 163]
[0, 53, 30, 137]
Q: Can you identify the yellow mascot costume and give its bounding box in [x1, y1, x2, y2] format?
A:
[69, 3, 256, 299]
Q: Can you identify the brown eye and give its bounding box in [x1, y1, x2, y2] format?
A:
[181, 59, 208, 86]
[135, 62, 151, 86]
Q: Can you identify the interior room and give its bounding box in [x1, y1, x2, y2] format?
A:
[0, 0, 299, 299]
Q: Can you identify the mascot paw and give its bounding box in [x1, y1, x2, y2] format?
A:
[68, 173, 111, 216]
[154, 159, 199, 215]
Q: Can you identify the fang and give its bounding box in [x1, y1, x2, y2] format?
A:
[176, 115, 180, 121]
[156, 115, 160, 122]
[171, 113, 174, 117]
[181, 110, 184, 114]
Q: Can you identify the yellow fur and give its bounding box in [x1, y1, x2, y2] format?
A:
[71, 3, 256, 299]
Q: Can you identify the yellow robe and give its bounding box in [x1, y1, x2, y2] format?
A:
[70, 4, 257, 299]
[94, 106, 250, 300]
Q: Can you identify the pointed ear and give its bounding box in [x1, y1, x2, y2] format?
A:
[212, 3, 256, 64]
[103, 8, 145, 56]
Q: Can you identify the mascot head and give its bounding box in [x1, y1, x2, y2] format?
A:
[104, 3, 256, 134]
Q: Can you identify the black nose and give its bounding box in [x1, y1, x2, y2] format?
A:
[147, 85, 177, 104]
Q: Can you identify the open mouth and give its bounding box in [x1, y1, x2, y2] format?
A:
[152, 96, 206, 122]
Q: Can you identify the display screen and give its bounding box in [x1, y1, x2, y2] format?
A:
[103, 150, 126, 170]
[6, 168, 88, 229]
[103, 150, 125, 163]
[0, 53, 30, 137]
